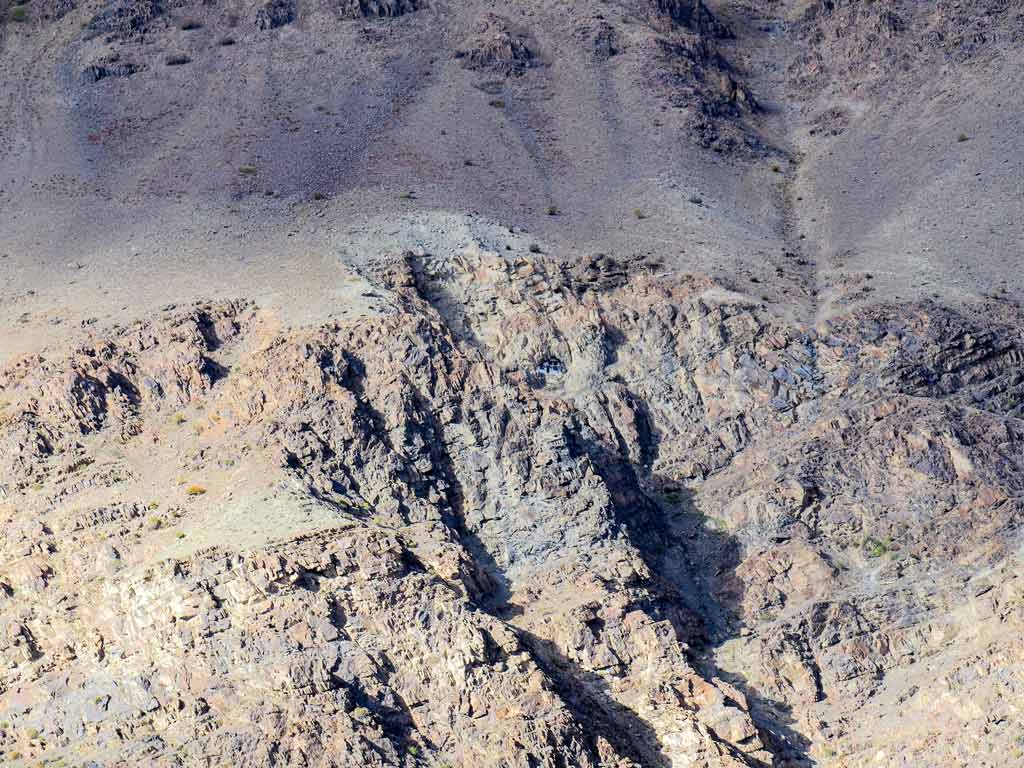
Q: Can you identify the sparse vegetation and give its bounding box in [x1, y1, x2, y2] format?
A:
[689, 194, 703, 205]
[180, 18, 202, 30]
[218, 36, 236, 46]
[704, 516, 728, 531]
[186, 485, 207, 496]
[165, 54, 191, 66]
[488, 99, 506, 108]
[957, 132, 970, 142]
[528, 243, 541, 254]
[633, 208, 647, 220]
[352, 706, 370, 718]
[66, 456, 95, 473]
[312, 191, 324, 201]
[9, 6, 28, 21]
[176, 531, 187, 539]
[771, 163, 782, 173]
[239, 165, 258, 175]
[862, 535, 891, 559]
[546, 205, 558, 216]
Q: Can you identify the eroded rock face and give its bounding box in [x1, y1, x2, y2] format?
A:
[255, 0, 296, 30]
[338, 0, 421, 20]
[455, 14, 537, 76]
[650, 0, 730, 39]
[0, 250, 1022, 766]
[789, 0, 1024, 94]
[86, 0, 165, 39]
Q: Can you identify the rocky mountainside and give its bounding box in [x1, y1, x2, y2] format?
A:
[0, 1, 1022, 767]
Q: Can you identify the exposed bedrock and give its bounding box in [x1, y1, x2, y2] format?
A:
[1, 249, 1021, 766]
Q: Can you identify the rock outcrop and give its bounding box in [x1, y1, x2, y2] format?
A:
[255, 0, 295, 30]
[338, 0, 421, 20]
[789, 0, 1024, 94]
[455, 14, 537, 76]
[1, 246, 1021, 766]
[650, 0, 730, 39]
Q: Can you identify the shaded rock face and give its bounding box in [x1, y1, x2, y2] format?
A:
[255, 0, 295, 30]
[82, 58, 141, 82]
[650, 0, 730, 38]
[1, 249, 1022, 766]
[455, 14, 537, 76]
[338, 0, 421, 20]
[640, 34, 759, 152]
[86, 0, 165, 38]
[575, 17, 619, 60]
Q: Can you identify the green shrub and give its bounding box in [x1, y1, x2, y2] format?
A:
[862, 535, 890, 559]
[9, 6, 28, 21]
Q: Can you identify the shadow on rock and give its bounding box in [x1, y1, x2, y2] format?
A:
[570, 428, 816, 767]
[520, 631, 673, 768]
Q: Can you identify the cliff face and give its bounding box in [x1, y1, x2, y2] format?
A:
[1, 249, 1022, 766]
[1, 0, 1023, 766]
